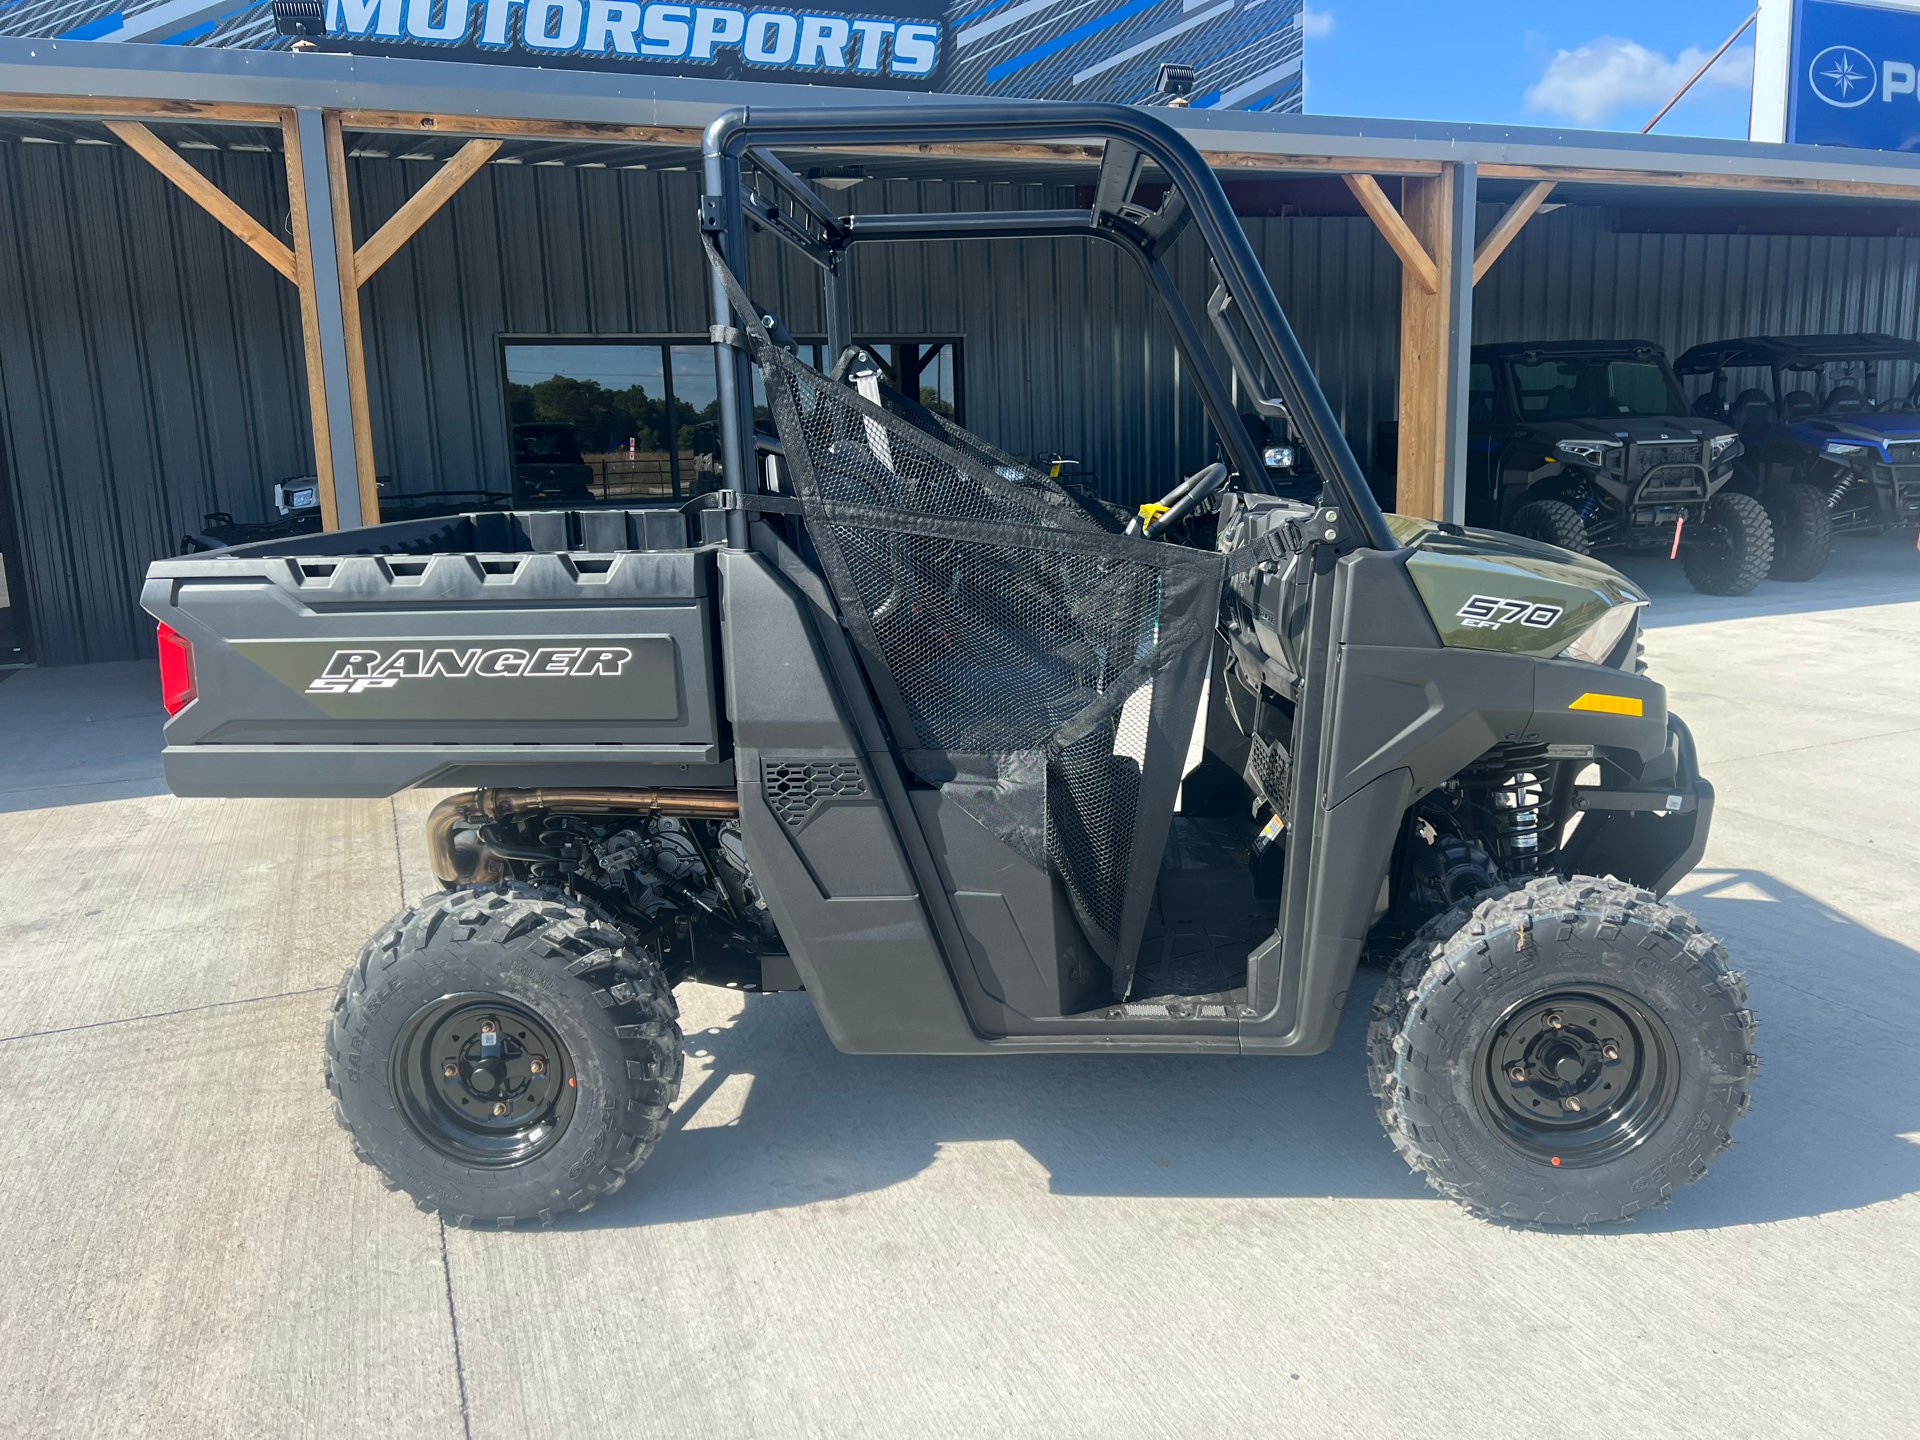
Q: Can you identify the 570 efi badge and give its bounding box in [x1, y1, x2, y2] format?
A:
[1455, 594, 1564, 630]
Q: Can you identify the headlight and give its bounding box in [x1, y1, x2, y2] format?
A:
[1709, 433, 1738, 460]
[274, 479, 320, 514]
[1555, 439, 1621, 466]
[1262, 445, 1295, 470]
[1824, 441, 1874, 461]
[1558, 601, 1644, 667]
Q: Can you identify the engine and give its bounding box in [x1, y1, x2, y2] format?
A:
[426, 791, 782, 986]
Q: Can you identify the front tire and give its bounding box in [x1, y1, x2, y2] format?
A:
[325, 886, 684, 1228]
[1764, 482, 1833, 581]
[1508, 498, 1591, 555]
[1682, 491, 1773, 595]
[1368, 876, 1757, 1226]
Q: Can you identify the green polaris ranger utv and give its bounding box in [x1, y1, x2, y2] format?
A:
[143, 104, 1755, 1229]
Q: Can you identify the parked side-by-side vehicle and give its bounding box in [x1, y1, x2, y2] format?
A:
[142, 104, 1756, 1231]
[1676, 332, 1920, 580]
[1463, 339, 1771, 596]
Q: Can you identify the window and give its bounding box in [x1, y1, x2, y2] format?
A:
[1466, 362, 1497, 426]
[502, 338, 963, 504]
[501, 341, 723, 503]
[1511, 356, 1686, 420]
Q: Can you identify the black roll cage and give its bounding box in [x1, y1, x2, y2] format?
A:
[697, 102, 1396, 553]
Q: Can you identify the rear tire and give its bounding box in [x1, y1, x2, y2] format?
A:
[1764, 482, 1833, 581]
[1368, 875, 1757, 1227]
[1682, 490, 1773, 596]
[1508, 499, 1591, 555]
[325, 885, 683, 1228]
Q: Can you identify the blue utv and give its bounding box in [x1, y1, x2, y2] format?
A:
[1675, 333, 1920, 580]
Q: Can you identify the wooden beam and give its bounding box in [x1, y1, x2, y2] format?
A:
[352, 138, 501, 288]
[337, 110, 704, 146]
[323, 112, 380, 528]
[1204, 152, 1445, 177]
[1395, 170, 1457, 522]
[1342, 172, 1439, 294]
[1478, 161, 1920, 203]
[1471, 179, 1555, 286]
[279, 110, 340, 533]
[330, 115, 1451, 177]
[103, 120, 295, 282]
[0, 94, 283, 123]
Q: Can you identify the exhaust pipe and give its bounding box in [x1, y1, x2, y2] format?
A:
[426, 788, 740, 885]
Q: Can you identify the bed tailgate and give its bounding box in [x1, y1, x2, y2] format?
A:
[141, 547, 726, 798]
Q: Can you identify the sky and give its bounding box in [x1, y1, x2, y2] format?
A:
[1300, 1, 1763, 138]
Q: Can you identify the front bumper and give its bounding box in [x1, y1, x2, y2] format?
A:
[1559, 712, 1714, 899]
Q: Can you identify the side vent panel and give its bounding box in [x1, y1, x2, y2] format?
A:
[762, 757, 869, 829]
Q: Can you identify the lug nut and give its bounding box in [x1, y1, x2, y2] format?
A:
[529, 1059, 545, 1076]
[1562, 1096, 1583, 1113]
[1601, 1042, 1620, 1061]
[442, 1062, 459, 1079]
[1544, 1012, 1564, 1030]
[492, 1101, 510, 1117]
[1507, 1064, 1527, 1083]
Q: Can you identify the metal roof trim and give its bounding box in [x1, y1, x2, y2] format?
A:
[4, 36, 1920, 191]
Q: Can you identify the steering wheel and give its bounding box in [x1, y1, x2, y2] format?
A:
[1128, 463, 1230, 539]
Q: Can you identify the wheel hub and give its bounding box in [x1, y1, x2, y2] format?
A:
[392, 994, 577, 1168]
[1474, 988, 1679, 1168]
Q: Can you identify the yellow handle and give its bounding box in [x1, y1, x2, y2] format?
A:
[1137, 502, 1171, 526]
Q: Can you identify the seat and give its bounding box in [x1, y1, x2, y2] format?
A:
[1729, 388, 1774, 429]
[1781, 389, 1818, 422]
[1824, 384, 1868, 415]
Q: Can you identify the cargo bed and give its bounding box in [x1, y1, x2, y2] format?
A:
[142, 508, 732, 798]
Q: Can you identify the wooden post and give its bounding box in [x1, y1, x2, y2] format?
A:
[322, 112, 380, 528]
[279, 111, 341, 533]
[1395, 169, 1456, 522]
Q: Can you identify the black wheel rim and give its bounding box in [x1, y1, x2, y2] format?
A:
[1472, 986, 1680, 1169]
[391, 993, 577, 1168]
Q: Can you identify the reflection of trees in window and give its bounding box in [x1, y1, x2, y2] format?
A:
[506, 375, 669, 453]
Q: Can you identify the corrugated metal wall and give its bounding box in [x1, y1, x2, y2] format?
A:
[0, 140, 309, 666]
[7, 145, 1920, 667]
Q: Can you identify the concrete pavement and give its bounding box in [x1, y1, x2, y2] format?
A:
[0, 532, 1915, 1438]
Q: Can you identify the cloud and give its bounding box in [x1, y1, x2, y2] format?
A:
[1301, 6, 1333, 39]
[1524, 35, 1754, 125]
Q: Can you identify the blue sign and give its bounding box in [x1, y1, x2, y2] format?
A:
[324, 0, 941, 85]
[1789, 0, 1920, 150]
[9, 0, 1305, 110]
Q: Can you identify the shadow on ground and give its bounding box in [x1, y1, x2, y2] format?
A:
[573, 863, 1919, 1236]
[0, 661, 168, 813]
[1617, 528, 1918, 628]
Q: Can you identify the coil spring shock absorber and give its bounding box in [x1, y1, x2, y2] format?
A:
[1573, 480, 1602, 523]
[1827, 473, 1856, 509]
[1461, 745, 1568, 874]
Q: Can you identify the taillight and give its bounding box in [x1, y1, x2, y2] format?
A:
[157, 622, 196, 715]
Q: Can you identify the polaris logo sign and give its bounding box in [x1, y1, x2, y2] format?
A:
[324, 0, 940, 80]
[1788, 0, 1920, 150]
[305, 644, 635, 693]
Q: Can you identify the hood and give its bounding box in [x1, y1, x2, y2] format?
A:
[1385, 514, 1647, 657]
[1795, 413, 1920, 449]
[1519, 415, 1732, 444]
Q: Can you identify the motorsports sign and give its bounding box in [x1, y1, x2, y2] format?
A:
[1789, 0, 1920, 149]
[7, 0, 1306, 108]
[324, 0, 944, 86]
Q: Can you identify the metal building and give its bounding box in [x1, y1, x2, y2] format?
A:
[3, 38, 1919, 667]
